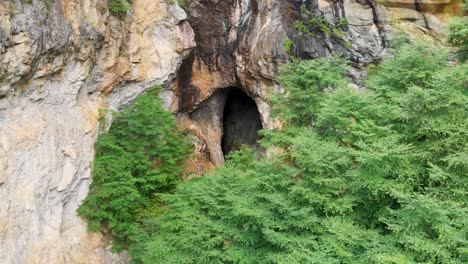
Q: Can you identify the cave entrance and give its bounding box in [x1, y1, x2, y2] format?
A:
[221, 87, 263, 157]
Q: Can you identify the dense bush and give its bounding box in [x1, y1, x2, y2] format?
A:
[128, 41, 467, 263]
[77, 87, 191, 250]
[269, 56, 348, 126]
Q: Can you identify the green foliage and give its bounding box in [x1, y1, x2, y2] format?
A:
[447, 16, 468, 62]
[294, 16, 332, 37]
[165, 0, 186, 8]
[270, 56, 348, 126]
[77, 86, 191, 250]
[9, 2, 18, 17]
[128, 41, 468, 263]
[308, 16, 332, 35]
[337, 17, 348, 28]
[289, 5, 350, 55]
[294, 4, 348, 38]
[109, 0, 131, 14]
[283, 39, 293, 52]
[294, 20, 311, 35]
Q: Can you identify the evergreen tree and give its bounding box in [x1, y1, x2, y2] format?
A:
[129, 41, 467, 263]
[78, 87, 191, 250]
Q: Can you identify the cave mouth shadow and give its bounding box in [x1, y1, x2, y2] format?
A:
[221, 87, 263, 157]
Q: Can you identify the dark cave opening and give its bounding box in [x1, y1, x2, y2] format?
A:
[221, 87, 263, 157]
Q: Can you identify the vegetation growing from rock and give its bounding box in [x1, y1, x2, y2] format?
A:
[77, 86, 192, 250]
[127, 40, 467, 263]
[283, 39, 293, 53]
[294, 4, 348, 38]
[165, 0, 187, 8]
[109, 0, 132, 14]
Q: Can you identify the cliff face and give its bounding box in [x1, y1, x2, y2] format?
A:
[0, 0, 463, 263]
[173, 0, 463, 168]
[0, 0, 194, 263]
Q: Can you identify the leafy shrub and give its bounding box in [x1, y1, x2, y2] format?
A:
[109, 0, 131, 14]
[447, 16, 468, 62]
[129, 41, 467, 263]
[283, 39, 293, 53]
[78, 86, 191, 250]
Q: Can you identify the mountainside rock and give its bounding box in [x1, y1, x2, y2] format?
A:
[0, 0, 463, 263]
[0, 0, 194, 263]
[173, 0, 464, 169]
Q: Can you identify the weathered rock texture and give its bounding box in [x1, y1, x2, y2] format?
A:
[0, 0, 463, 263]
[173, 0, 464, 168]
[0, 0, 194, 263]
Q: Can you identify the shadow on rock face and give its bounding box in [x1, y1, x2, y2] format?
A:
[185, 86, 263, 166]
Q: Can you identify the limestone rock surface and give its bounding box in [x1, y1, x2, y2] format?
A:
[0, 0, 194, 263]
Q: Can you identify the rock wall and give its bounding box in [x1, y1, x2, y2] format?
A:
[0, 0, 463, 263]
[0, 0, 194, 263]
[173, 0, 464, 169]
